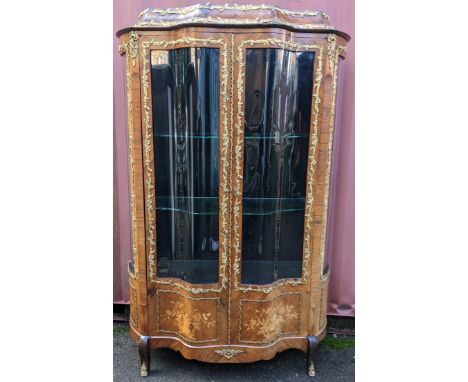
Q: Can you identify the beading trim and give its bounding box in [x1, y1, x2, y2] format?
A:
[156, 290, 221, 343]
[238, 292, 302, 344]
[233, 39, 323, 293]
[141, 37, 230, 293]
[319, 44, 347, 278]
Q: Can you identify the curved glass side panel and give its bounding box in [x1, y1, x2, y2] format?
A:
[151, 48, 220, 284]
[324, 56, 345, 275]
[241, 48, 314, 285]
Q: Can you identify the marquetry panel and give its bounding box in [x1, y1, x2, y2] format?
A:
[156, 290, 220, 343]
[238, 293, 301, 344]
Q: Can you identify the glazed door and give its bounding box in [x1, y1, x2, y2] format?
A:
[141, 31, 233, 344]
[230, 33, 324, 345]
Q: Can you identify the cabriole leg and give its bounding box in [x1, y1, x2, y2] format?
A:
[138, 336, 150, 377]
[307, 335, 318, 377]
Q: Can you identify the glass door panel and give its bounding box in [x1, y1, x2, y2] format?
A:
[151, 47, 220, 284]
[241, 48, 314, 285]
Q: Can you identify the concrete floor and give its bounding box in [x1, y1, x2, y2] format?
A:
[113, 322, 355, 381]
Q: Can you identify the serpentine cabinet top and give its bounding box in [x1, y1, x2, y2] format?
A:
[116, 3, 350, 40]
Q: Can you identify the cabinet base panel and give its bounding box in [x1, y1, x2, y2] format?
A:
[130, 323, 326, 364]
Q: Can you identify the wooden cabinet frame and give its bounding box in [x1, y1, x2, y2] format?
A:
[117, 5, 349, 377]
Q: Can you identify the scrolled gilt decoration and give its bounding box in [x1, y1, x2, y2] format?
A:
[327, 34, 337, 70]
[141, 41, 156, 284]
[141, 37, 229, 293]
[226, 33, 235, 344]
[139, 4, 327, 18]
[136, 17, 330, 30]
[119, 41, 138, 280]
[118, 43, 126, 56]
[128, 31, 139, 66]
[233, 39, 323, 293]
[214, 348, 243, 359]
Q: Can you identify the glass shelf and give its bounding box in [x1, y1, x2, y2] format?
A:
[244, 133, 309, 140]
[154, 134, 309, 140]
[242, 197, 305, 215]
[154, 134, 219, 139]
[156, 196, 305, 216]
[156, 196, 219, 215]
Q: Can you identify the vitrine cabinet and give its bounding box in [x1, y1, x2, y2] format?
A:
[117, 4, 349, 377]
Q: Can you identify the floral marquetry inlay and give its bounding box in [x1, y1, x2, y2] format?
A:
[239, 293, 302, 344]
[162, 301, 215, 341]
[245, 304, 298, 339]
[157, 290, 220, 343]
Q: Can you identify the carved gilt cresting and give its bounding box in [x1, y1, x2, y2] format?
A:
[117, 4, 349, 377]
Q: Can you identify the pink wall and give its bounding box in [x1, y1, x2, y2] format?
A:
[113, 0, 355, 316]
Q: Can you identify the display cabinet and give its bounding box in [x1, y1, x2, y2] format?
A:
[117, 4, 350, 377]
